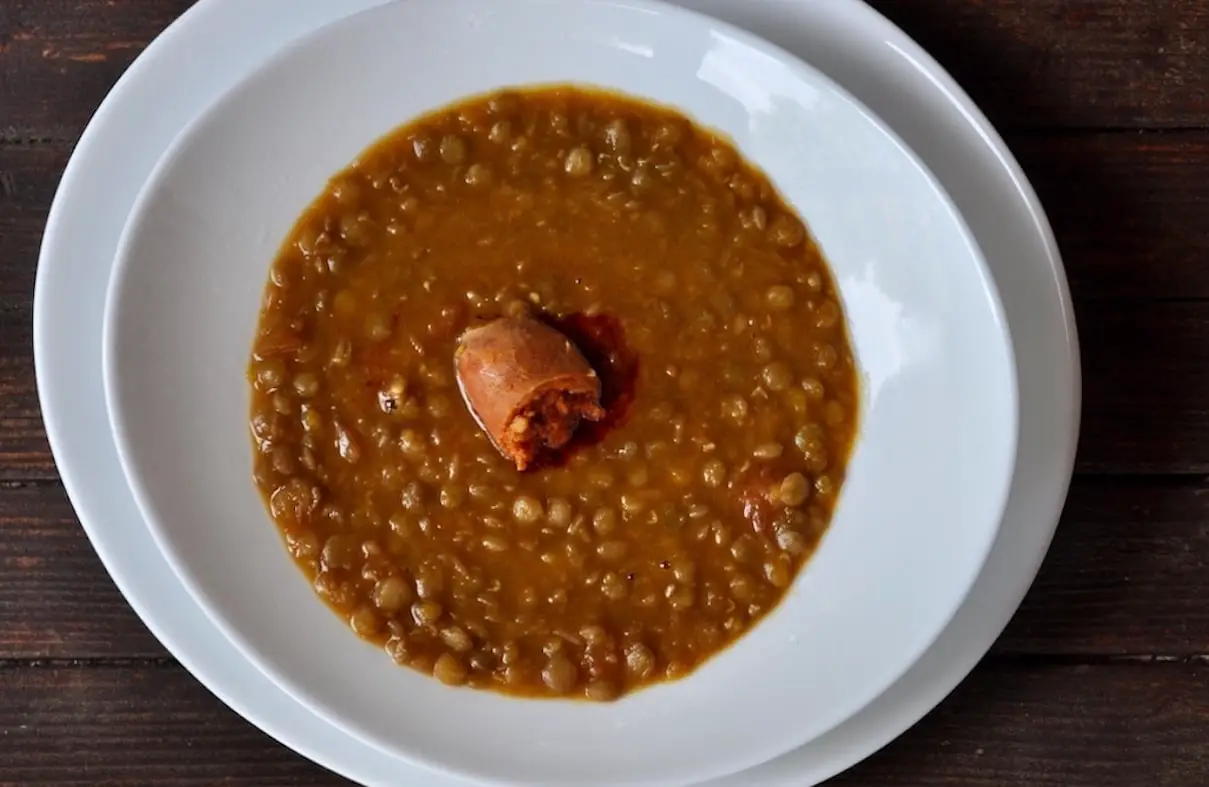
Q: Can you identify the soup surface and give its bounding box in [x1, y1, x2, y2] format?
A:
[248, 86, 859, 700]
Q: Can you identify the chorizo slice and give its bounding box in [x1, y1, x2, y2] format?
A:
[455, 316, 606, 471]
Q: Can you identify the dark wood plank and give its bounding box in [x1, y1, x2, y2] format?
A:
[0, 144, 64, 481]
[0, 0, 197, 143]
[868, 0, 1209, 130]
[0, 662, 348, 786]
[996, 476, 1209, 655]
[0, 1, 1207, 140]
[829, 662, 1209, 786]
[0, 145, 68, 304]
[0, 144, 65, 480]
[1077, 300, 1209, 475]
[0, 661, 1204, 785]
[1015, 134, 1209, 300]
[0, 482, 163, 659]
[0, 311, 51, 482]
[3, 475, 1209, 660]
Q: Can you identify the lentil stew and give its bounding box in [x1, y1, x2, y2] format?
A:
[247, 85, 859, 701]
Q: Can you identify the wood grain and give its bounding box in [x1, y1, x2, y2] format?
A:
[0, 662, 346, 786]
[830, 661, 1209, 787]
[868, 0, 1209, 130]
[0, 146, 68, 304]
[996, 476, 1209, 655]
[1077, 301, 1209, 475]
[0, 1, 1207, 142]
[0, 483, 162, 659]
[0, 312, 49, 481]
[1014, 134, 1209, 300]
[0, 661, 1204, 785]
[2, 475, 1208, 660]
[0, 0, 196, 143]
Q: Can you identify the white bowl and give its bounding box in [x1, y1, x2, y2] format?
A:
[102, 0, 1018, 784]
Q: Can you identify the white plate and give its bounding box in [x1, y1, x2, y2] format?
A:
[34, 1, 1079, 786]
[102, 1, 1016, 783]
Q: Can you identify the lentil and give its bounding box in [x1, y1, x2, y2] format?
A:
[433, 653, 470, 686]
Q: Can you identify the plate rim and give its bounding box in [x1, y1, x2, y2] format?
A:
[32, 0, 1080, 785]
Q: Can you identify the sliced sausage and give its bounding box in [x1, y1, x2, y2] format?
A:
[455, 316, 606, 471]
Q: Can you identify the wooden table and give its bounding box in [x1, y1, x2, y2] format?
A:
[2, 1, 1207, 784]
